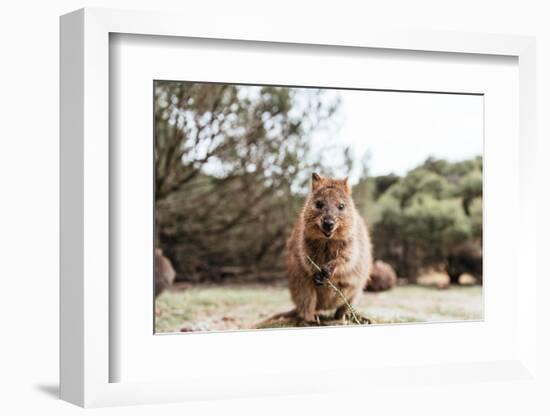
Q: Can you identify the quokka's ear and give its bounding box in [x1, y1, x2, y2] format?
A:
[341, 177, 352, 194]
[312, 172, 324, 191]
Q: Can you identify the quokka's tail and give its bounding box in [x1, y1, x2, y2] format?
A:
[254, 308, 298, 328]
[266, 308, 297, 320]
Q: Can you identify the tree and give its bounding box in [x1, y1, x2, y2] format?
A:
[154, 82, 341, 280]
[367, 157, 482, 282]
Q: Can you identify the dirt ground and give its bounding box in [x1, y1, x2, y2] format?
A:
[154, 283, 483, 333]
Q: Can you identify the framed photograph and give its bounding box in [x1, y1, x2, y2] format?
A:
[60, 8, 537, 407]
[150, 80, 485, 333]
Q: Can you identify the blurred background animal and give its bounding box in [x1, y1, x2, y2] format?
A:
[366, 260, 397, 292]
[155, 248, 176, 297]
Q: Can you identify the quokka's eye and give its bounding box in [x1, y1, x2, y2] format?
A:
[315, 201, 324, 209]
[338, 203, 345, 210]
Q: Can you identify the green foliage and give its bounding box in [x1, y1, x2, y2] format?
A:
[362, 157, 482, 280]
[469, 196, 483, 239]
[456, 169, 483, 215]
[402, 195, 471, 244]
[372, 174, 400, 200]
[386, 168, 454, 208]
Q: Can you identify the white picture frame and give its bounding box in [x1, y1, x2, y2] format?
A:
[60, 7, 537, 407]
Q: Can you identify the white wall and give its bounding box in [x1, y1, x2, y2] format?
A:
[0, 1, 548, 415]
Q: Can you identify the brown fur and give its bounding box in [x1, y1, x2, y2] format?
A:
[366, 260, 397, 292]
[155, 248, 176, 297]
[286, 173, 372, 322]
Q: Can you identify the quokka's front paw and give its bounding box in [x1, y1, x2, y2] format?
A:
[313, 265, 331, 286]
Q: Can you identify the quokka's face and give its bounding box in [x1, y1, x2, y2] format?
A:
[304, 174, 354, 240]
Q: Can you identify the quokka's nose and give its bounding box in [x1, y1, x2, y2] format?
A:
[322, 218, 335, 232]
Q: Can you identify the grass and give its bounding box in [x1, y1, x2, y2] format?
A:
[155, 283, 483, 333]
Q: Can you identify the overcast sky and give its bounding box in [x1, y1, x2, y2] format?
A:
[201, 85, 483, 184]
[312, 89, 483, 183]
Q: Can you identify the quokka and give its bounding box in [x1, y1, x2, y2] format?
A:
[286, 173, 372, 323]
